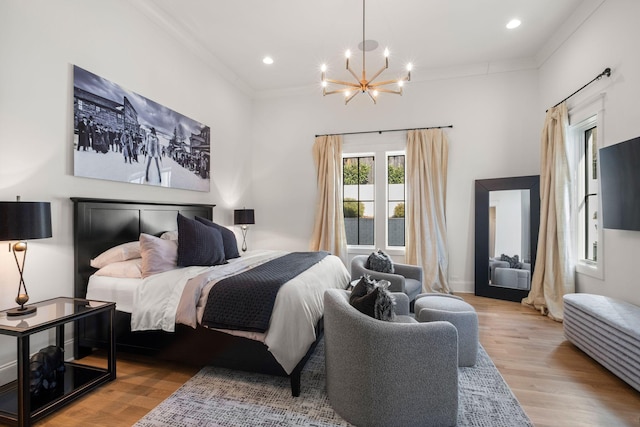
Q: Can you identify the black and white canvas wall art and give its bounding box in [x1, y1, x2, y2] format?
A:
[73, 65, 210, 192]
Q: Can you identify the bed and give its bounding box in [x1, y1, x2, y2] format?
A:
[71, 198, 350, 396]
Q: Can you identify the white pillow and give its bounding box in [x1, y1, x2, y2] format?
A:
[160, 230, 178, 240]
[90, 241, 141, 268]
[94, 258, 143, 279]
[140, 233, 178, 278]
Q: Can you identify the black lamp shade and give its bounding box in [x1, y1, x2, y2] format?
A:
[0, 202, 52, 241]
[234, 209, 255, 225]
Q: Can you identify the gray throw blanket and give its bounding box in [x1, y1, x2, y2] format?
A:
[202, 251, 329, 332]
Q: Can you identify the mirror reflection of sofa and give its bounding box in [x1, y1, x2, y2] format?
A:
[489, 257, 531, 290]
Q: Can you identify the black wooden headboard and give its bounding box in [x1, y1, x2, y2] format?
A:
[72, 198, 214, 299]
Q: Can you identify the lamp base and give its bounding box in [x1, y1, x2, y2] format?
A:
[6, 306, 37, 317]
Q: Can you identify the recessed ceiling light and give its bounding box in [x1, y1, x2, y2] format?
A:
[263, 56, 274, 65]
[506, 19, 521, 29]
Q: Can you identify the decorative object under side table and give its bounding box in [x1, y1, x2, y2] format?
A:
[0, 297, 115, 427]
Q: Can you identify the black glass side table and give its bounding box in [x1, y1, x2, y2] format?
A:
[0, 297, 115, 427]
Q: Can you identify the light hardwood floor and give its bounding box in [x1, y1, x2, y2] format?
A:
[33, 294, 640, 427]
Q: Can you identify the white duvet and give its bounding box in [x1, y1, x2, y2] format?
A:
[93, 250, 350, 374]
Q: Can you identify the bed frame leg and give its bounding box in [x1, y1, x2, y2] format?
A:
[290, 371, 301, 397]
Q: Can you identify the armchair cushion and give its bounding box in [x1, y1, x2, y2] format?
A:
[366, 250, 394, 273]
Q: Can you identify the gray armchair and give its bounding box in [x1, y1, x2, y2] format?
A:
[489, 258, 531, 289]
[323, 289, 459, 427]
[350, 255, 423, 303]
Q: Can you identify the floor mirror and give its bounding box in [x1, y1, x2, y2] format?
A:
[474, 175, 540, 302]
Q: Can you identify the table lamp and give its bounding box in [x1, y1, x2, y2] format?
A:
[233, 208, 255, 252]
[0, 197, 52, 316]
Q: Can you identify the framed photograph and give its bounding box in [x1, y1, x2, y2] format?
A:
[73, 65, 210, 192]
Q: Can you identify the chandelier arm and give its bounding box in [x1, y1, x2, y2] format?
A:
[366, 64, 389, 85]
[369, 78, 407, 88]
[345, 91, 360, 104]
[324, 78, 361, 88]
[373, 87, 403, 95]
[366, 90, 378, 104]
[324, 87, 360, 96]
[346, 66, 361, 84]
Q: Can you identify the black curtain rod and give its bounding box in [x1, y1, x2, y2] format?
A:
[547, 67, 611, 112]
[315, 125, 453, 138]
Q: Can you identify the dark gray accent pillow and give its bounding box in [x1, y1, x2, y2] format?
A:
[366, 250, 394, 273]
[500, 253, 522, 269]
[195, 216, 240, 259]
[177, 213, 226, 267]
[349, 275, 396, 321]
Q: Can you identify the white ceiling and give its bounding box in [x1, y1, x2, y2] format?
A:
[134, 0, 594, 96]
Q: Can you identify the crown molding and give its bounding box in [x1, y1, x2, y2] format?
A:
[128, 0, 255, 98]
[535, 0, 607, 67]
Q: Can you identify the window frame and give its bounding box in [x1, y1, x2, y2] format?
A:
[342, 153, 376, 249]
[569, 108, 604, 280]
[386, 151, 406, 248]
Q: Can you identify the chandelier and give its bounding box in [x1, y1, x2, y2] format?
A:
[321, 0, 412, 105]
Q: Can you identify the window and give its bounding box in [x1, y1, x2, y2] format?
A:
[569, 112, 603, 278]
[343, 156, 374, 246]
[582, 126, 598, 262]
[342, 151, 406, 249]
[387, 154, 405, 247]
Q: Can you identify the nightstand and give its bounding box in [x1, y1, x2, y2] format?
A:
[0, 297, 115, 427]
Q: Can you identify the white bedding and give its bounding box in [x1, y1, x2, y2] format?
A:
[86, 275, 140, 313]
[86, 249, 350, 374]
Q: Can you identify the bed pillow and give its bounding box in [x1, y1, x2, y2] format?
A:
[195, 216, 240, 259]
[160, 230, 178, 241]
[90, 241, 141, 269]
[349, 275, 396, 321]
[139, 233, 178, 278]
[366, 250, 394, 273]
[94, 258, 143, 279]
[177, 213, 226, 267]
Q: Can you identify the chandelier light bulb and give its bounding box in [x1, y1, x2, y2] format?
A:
[322, 80, 327, 88]
[345, 50, 351, 59]
[262, 56, 274, 65]
[344, 91, 351, 98]
[384, 48, 389, 57]
[372, 90, 379, 97]
[406, 63, 413, 72]
[398, 80, 404, 87]
[321, 64, 327, 72]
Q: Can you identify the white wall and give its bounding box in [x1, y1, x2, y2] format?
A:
[538, 0, 640, 305]
[252, 69, 542, 292]
[0, 0, 253, 364]
[491, 190, 524, 259]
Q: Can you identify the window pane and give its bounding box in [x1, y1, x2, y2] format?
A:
[343, 156, 375, 246]
[387, 155, 405, 247]
[585, 127, 598, 261]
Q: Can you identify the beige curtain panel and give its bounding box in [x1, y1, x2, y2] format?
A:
[523, 102, 575, 321]
[406, 129, 451, 293]
[310, 135, 348, 263]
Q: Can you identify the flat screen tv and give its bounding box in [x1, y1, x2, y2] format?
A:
[599, 136, 640, 231]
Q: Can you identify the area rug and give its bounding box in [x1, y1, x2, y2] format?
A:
[134, 339, 532, 426]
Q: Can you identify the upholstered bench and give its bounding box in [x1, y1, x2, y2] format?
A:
[563, 293, 640, 392]
[414, 294, 479, 366]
